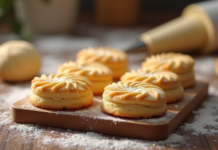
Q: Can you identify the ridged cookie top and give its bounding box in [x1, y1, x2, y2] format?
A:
[103, 81, 166, 107]
[58, 61, 112, 81]
[77, 47, 127, 63]
[120, 69, 181, 90]
[32, 73, 92, 92]
[142, 53, 194, 74]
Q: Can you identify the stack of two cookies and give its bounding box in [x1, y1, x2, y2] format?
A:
[29, 47, 128, 110]
[101, 52, 196, 119]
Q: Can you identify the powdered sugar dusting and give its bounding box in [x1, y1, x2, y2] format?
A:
[0, 83, 31, 107]
[41, 132, 184, 150]
[122, 85, 165, 100]
[10, 124, 40, 132]
[8, 123, 185, 150]
[52, 96, 176, 125]
[182, 96, 218, 135]
[19, 98, 176, 125]
[167, 95, 193, 109]
[123, 85, 145, 93]
[0, 111, 11, 127]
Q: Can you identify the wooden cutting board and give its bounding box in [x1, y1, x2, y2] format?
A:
[12, 81, 208, 140]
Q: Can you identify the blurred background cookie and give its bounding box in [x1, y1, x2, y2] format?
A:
[77, 47, 128, 79]
[58, 61, 113, 94]
[142, 53, 195, 88]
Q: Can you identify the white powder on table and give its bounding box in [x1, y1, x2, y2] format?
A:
[0, 83, 31, 108]
[182, 96, 218, 135]
[0, 111, 11, 127]
[9, 123, 185, 150]
[10, 124, 39, 132]
[42, 132, 184, 150]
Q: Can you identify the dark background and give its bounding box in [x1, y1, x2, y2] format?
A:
[80, 0, 206, 11]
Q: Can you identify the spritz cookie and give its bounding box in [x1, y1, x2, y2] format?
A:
[142, 53, 195, 88]
[29, 74, 93, 110]
[101, 81, 167, 118]
[77, 47, 128, 79]
[121, 70, 184, 103]
[58, 61, 113, 94]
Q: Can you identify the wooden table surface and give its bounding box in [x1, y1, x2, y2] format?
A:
[0, 49, 218, 150]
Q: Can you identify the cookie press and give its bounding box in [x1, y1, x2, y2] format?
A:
[125, 1, 218, 54]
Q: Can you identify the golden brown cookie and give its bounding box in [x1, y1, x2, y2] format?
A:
[121, 69, 184, 103]
[58, 61, 113, 95]
[29, 74, 93, 110]
[77, 47, 128, 79]
[142, 53, 195, 88]
[101, 81, 167, 118]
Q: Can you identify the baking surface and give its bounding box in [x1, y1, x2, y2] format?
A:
[1, 51, 218, 149]
[1, 24, 218, 149]
[12, 81, 208, 140]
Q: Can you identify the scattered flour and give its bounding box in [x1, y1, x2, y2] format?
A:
[194, 56, 218, 96]
[182, 96, 218, 135]
[0, 83, 31, 107]
[10, 124, 40, 132]
[41, 132, 184, 150]
[0, 111, 11, 127]
[55, 101, 176, 125]
[51, 131, 57, 134]
[194, 57, 216, 76]
[9, 124, 44, 142]
[8, 123, 185, 150]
